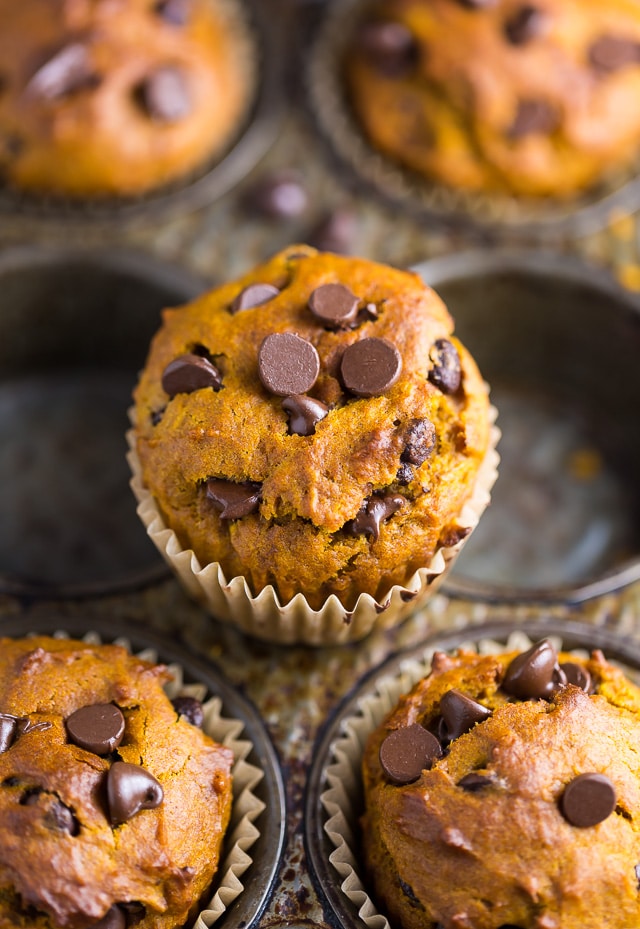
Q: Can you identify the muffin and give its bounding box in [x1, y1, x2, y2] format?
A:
[130, 244, 497, 643]
[361, 638, 640, 929]
[0, 634, 234, 929]
[0, 0, 254, 198]
[343, 0, 640, 199]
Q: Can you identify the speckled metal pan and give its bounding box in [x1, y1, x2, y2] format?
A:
[305, 0, 640, 242]
[412, 249, 640, 605]
[0, 245, 204, 599]
[304, 618, 640, 929]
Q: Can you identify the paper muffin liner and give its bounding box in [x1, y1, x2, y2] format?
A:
[318, 628, 640, 929]
[125, 403, 500, 646]
[41, 628, 266, 929]
[306, 0, 640, 241]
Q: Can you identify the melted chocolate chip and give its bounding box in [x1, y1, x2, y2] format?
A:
[428, 339, 461, 394]
[206, 479, 262, 519]
[231, 283, 280, 314]
[243, 170, 308, 220]
[66, 704, 125, 755]
[504, 5, 545, 45]
[509, 99, 557, 137]
[155, 0, 190, 25]
[258, 332, 320, 397]
[282, 395, 329, 436]
[358, 20, 418, 76]
[161, 353, 222, 397]
[93, 906, 126, 929]
[26, 43, 98, 100]
[107, 762, 163, 826]
[348, 493, 405, 541]
[502, 639, 559, 700]
[559, 662, 591, 693]
[440, 689, 491, 741]
[401, 418, 436, 466]
[458, 772, 494, 791]
[589, 36, 640, 73]
[341, 337, 402, 397]
[0, 715, 17, 753]
[308, 283, 359, 329]
[560, 773, 616, 828]
[380, 724, 442, 784]
[138, 66, 190, 122]
[171, 696, 204, 728]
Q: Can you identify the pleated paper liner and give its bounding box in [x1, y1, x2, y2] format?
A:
[305, 620, 640, 929]
[125, 403, 500, 646]
[306, 0, 640, 242]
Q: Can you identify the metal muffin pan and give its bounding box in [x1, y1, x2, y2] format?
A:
[0, 245, 204, 599]
[413, 250, 640, 605]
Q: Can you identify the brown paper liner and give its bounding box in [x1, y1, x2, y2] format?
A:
[126, 404, 500, 646]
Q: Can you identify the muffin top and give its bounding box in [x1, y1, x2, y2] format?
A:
[132, 244, 491, 611]
[0, 635, 233, 929]
[344, 0, 640, 198]
[362, 639, 640, 929]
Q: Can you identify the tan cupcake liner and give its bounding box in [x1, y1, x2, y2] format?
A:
[125, 403, 500, 646]
[319, 629, 640, 929]
[49, 629, 265, 929]
[307, 0, 640, 239]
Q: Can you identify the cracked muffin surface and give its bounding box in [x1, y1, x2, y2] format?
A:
[132, 244, 491, 611]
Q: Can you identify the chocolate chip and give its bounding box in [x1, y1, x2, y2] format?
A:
[395, 462, 415, 485]
[341, 337, 402, 397]
[399, 879, 423, 909]
[282, 395, 329, 436]
[107, 762, 163, 826]
[150, 408, 165, 426]
[138, 66, 190, 122]
[589, 36, 640, 73]
[0, 715, 17, 753]
[440, 689, 491, 741]
[504, 5, 545, 45]
[23, 790, 79, 835]
[358, 20, 418, 76]
[258, 332, 320, 396]
[161, 353, 223, 397]
[428, 339, 461, 394]
[171, 696, 204, 728]
[401, 418, 436, 466]
[66, 704, 125, 755]
[206, 479, 262, 519]
[560, 773, 616, 828]
[93, 906, 126, 929]
[502, 639, 559, 700]
[458, 772, 494, 791]
[347, 493, 405, 541]
[243, 170, 308, 220]
[559, 662, 591, 693]
[308, 283, 359, 329]
[231, 283, 280, 314]
[379, 724, 442, 784]
[509, 99, 557, 138]
[155, 0, 190, 25]
[307, 208, 356, 255]
[26, 43, 98, 100]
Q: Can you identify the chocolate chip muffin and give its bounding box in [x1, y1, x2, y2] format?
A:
[362, 638, 640, 929]
[0, 635, 233, 929]
[344, 0, 640, 198]
[131, 244, 494, 633]
[0, 0, 253, 198]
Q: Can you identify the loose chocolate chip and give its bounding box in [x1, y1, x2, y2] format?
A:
[440, 689, 491, 741]
[560, 773, 616, 828]
[243, 170, 308, 220]
[206, 479, 262, 519]
[231, 283, 280, 314]
[66, 704, 125, 755]
[458, 772, 494, 791]
[155, 0, 190, 25]
[0, 715, 17, 753]
[504, 5, 545, 45]
[307, 207, 356, 255]
[358, 20, 418, 76]
[348, 493, 405, 541]
[401, 418, 436, 466]
[171, 695, 204, 728]
[107, 762, 163, 826]
[589, 36, 640, 73]
[26, 43, 98, 100]
[502, 639, 559, 700]
[161, 353, 222, 397]
[282, 394, 329, 436]
[93, 906, 126, 929]
[380, 724, 442, 784]
[308, 283, 359, 329]
[509, 99, 557, 138]
[341, 337, 402, 397]
[428, 339, 461, 394]
[559, 662, 591, 693]
[258, 332, 320, 397]
[138, 66, 190, 122]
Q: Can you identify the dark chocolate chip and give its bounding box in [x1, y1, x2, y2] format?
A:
[66, 704, 125, 755]
[560, 773, 616, 828]
[171, 695, 204, 728]
[206, 479, 262, 519]
[458, 772, 494, 791]
[107, 761, 163, 826]
[161, 353, 222, 397]
[379, 724, 442, 784]
[258, 332, 320, 397]
[348, 493, 405, 541]
[341, 337, 402, 397]
[93, 906, 126, 929]
[282, 395, 329, 436]
[504, 5, 545, 45]
[308, 283, 359, 329]
[358, 20, 418, 76]
[155, 0, 190, 25]
[138, 66, 190, 122]
[428, 339, 461, 394]
[440, 689, 491, 741]
[23, 791, 79, 835]
[0, 715, 17, 753]
[502, 639, 559, 700]
[231, 283, 280, 314]
[26, 43, 98, 100]
[395, 462, 415, 485]
[509, 99, 558, 138]
[307, 208, 356, 255]
[401, 418, 436, 466]
[243, 170, 308, 220]
[589, 36, 640, 73]
[399, 879, 423, 909]
[150, 408, 165, 426]
[559, 662, 591, 693]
